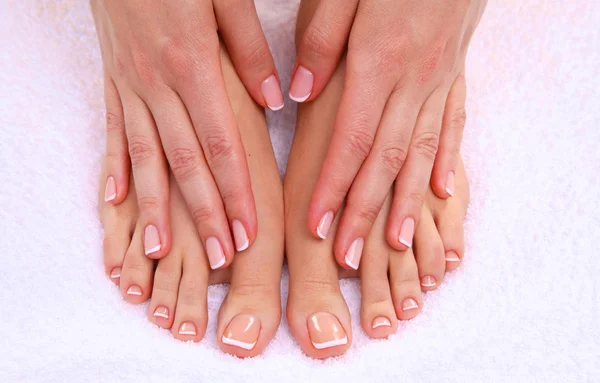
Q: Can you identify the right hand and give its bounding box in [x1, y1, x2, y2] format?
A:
[92, 0, 283, 269]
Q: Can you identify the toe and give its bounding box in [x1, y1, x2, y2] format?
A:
[413, 205, 446, 292]
[119, 224, 154, 303]
[389, 247, 423, 320]
[436, 201, 466, 272]
[148, 250, 182, 329]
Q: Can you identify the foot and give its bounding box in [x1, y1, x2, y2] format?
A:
[98, 44, 284, 357]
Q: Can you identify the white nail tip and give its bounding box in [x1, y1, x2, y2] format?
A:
[144, 244, 161, 255]
[446, 256, 461, 262]
[179, 330, 197, 336]
[312, 336, 348, 350]
[110, 272, 120, 279]
[268, 103, 284, 111]
[372, 320, 392, 329]
[420, 282, 437, 287]
[399, 237, 412, 247]
[126, 288, 142, 296]
[210, 257, 226, 270]
[289, 92, 311, 103]
[153, 312, 169, 319]
[222, 336, 257, 350]
[237, 239, 249, 252]
[345, 256, 359, 270]
[104, 193, 116, 202]
[445, 187, 454, 196]
[316, 227, 326, 240]
[402, 304, 419, 311]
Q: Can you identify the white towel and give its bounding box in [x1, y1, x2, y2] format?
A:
[1, 0, 598, 382]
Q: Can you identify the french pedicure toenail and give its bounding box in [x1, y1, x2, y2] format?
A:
[316, 211, 334, 239]
[178, 322, 197, 336]
[399, 217, 415, 247]
[126, 285, 142, 296]
[144, 225, 161, 255]
[445, 171, 455, 196]
[232, 220, 249, 252]
[372, 317, 392, 329]
[420, 276, 437, 288]
[401, 298, 419, 311]
[261, 74, 284, 111]
[308, 312, 348, 350]
[345, 238, 364, 270]
[222, 314, 260, 351]
[104, 176, 117, 202]
[206, 237, 226, 270]
[153, 306, 169, 319]
[110, 267, 121, 279]
[289, 65, 314, 103]
[446, 251, 461, 262]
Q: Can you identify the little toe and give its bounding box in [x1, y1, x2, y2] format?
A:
[119, 223, 154, 303]
[413, 205, 446, 292]
[389, 247, 423, 320]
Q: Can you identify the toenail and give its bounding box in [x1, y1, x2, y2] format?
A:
[110, 267, 121, 279]
[144, 225, 161, 255]
[445, 171, 455, 197]
[104, 176, 117, 202]
[153, 306, 169, 319]
[206, 237, 226, 269]
[126, 285, 142, 296]
[401, 298, 419, 311]
[307, 312, 348, 350]
[222, 314, 260, 350]
[178, 322, 197, 336]
[445, 251, 461, 262]
[344, 238, 364, 270]
[232, 220, 249, 252]
[399, 217, 415, 247]
[420, 276, 437, 288]
[316, 211, 334, 239]
[372, 317, 392, 329]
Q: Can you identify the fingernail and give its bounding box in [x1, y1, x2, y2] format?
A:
[401, 298, 419, 311]
[316, 211, 334, 239]
[399, 217, 415, 248]
[222, 314, 260, 350]
[289, 65, 314, 102]
[206, 237, 226, 270]
[153, 306, 169, 319]
[307, 312, 348, 350]
[446, 250, 461, 262]
[178, 322, 197, 336]
[445, 171, 455, 196]
[372, 316, 392, 329]
[344, 238, 364, 270]
[144, 225, 161, 255]
[126, 285, 142, 296]
[261, 74, 284, 111]
[110, 267, 121, 279]
[104, 176, 116, 202]
[420, 276, 437, 288]
[232, 220, 249, 252]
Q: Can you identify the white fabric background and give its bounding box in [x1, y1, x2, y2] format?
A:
[1, 0, 599, 382]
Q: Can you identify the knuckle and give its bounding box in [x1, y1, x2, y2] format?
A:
[411, 131, 440, 162]
[202, 132, 235, 167]
[167, 147, 201, 181]
[448, 107, 467, 131]
[239, 39, 271, 74]
[344, 126, 375, 161]
[161, 43, 197, 81]
[130, 49, 156, 87]
[137, 195, 161, 212]
[128, 134, 157, 167]
[404, 191, 425, 209]
[324, 173, 349, 200]
[379, 145, 408, 174]
[302, 25, 336, 61]
[105, 149, 127, 166]
[105, 110, 124, 134]
[299, 277, 339, 295]
[190, 204, 217, 228]
[355, 203, 380, 224]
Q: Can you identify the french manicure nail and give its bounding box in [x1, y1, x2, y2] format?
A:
[399, 217, 415, 247]
[104, 176, 116, 202]
[126, 285, 142, 296]
[316, 211, 334, 239]
[445, 171, 455, 196]
[110, 267, 121, 279]
[372, 317, 392, 329]
[144, 225, 161, 255]
[420, 276, 437, 288]
[289, 65, 314, 102]
[401, 298, 419, 311]
[446, 251, 461, 262]
[178, 322, 197, 336]
[206, 237, 226, 270]
[261, 74, 284, 111]
[153, 306, 169, 319]
[232, 220, 249, 252]
[307, 312, 348, 350]
[222, 314, 260, 350]
[345, 238, 364, 270]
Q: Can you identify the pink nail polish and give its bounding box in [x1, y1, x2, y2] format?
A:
[420, 276, 437, 288]
[401, 298, 419, 311]
[104, 176, 116, 202]
[206, 237, 226, 270]
[316, 211, 334, 239]
[372, 317, 392, 329]
[144, 225, 161, 255]
[445, 251, 461, 262]
[344, 238, 364, 270]
[289, 65, 314, 103]
[126, 285, 142, 296]
[232, 220, 249, 252]
[153, 306, 169, 319]
[445, 171, 455, 196]
[261, 74, 284, 111]
[398, 217, 415, 248]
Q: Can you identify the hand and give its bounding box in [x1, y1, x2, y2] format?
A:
[291, 0, 486, 268]
[92, 0, 284, 268]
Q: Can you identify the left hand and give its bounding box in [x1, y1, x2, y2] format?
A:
[291, 0, 486, 269]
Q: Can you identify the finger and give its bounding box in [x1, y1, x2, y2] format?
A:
[386, 87, 448, 251]
[333, 90, 420, 269]
[145, 88, 235, 270]
[431, 72, 467, 199]
[214, 0, 284, 111]
[289, 0, 359, 103]
[174, 33, 257, 258]
[103, 75, 130, 205]
[120, 88, 171, 259]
